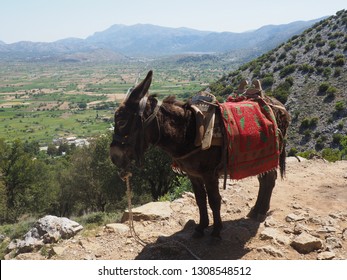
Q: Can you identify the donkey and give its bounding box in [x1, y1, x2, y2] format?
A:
[110, 70, 289, 239]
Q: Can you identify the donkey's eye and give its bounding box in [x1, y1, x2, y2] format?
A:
[117, 120, 127, 128]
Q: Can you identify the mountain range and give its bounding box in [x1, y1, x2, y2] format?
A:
[0, 18, 325, 60]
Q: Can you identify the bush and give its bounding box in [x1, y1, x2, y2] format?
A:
[288, 147, 298, 156]
[318, 82, 330, 92]
[279, 64, 296, 78]
[300, 117, 318, 129]
[272, 80, 292, 104]
[159, 176, 192, 202]
[322, 148, 341, 162]
[261, 76, 274, 89]
[335, 101, 345, 112]
[332, 133, 343, 144]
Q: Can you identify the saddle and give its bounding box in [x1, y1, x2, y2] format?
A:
[190, 80, 265, 150]
[190, 91, 222, 150]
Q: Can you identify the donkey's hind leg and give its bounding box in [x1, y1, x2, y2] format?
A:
[189, 176, 209, 238]
[247, 170, 277, 222]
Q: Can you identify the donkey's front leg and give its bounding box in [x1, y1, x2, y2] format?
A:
[189, 176, 209, 238]
[205, 175, 222, 238]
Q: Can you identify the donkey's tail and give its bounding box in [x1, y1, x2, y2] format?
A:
[279, 139, 286, 179]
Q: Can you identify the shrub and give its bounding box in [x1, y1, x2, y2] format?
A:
[318, 82, 330, 92]
[334, 68, 342, 77]
[300, 117, 318, 129]
[261, 75, 274, 89]
[323, 67, 332, 78]
[279, 64, 296, 78]
[332, 133, 343, 144]
[322, 148, 341, 162]
[335, 101, 345, 111]
[288, 147, 298, 156]
[272, 81, 292, 104]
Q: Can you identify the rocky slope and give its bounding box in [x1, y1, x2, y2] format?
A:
[210, 9, 347, 154]
[6, 158, 347, 260]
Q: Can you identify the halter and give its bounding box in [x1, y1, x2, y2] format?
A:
[112, 95, 161, 166]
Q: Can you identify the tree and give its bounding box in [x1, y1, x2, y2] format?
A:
[57, 134, 124, 216]
[0, 139, 35, 222]
[132, 146, 179, 200]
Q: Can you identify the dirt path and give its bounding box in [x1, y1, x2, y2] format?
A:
[16, 158, 347, 260]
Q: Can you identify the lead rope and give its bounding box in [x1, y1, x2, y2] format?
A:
[124, 174, 148, 247]
[123, 174, 201, 260]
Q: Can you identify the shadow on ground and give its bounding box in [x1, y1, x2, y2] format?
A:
[135, 218, 260, 260]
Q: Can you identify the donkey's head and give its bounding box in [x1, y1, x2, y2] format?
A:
[110, 70, 155, 178]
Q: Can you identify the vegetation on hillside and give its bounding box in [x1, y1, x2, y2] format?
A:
[0, 135, 190, 225]
[209, 9, 347, 156]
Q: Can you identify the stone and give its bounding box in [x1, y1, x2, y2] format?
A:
[325, 236, 342, 250]
[264, 217, 277, 227]
[260, 228, 280, 240]
[285, 213, 305, 222]
[317, 251, 335, 260]
[257, 246, 284, 258]
[291, 232, 323, 254]
[260, 228, 291, 245]
[121, 201, 172, 222]
[317, 226, 337, 234]
[6, 215, 83, 255]
[36, 215, 83, 240]
[105, 223, 129, 234]
[52, 246, 66, 256]
[342, 228, 347, 241]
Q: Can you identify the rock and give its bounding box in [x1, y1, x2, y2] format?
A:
[291, 232, 323, 254]
[293, 223, 312, 235]
[286, 156, 307, 163]
[7, 215, 83, 255]
[342, 228, 347, 241]
[264, 217, 277, 227]
[121, 201, 172, 222]
[317, 226, 337, 234]
[285, 213, 305, 222]
[260, 228, 281, 240]
[52, 246, 66, 256]
[325, 236, 342, 250]
[36, 215, 83, 241]
[256, 246, 284, 258]
[0, 234, 5, 242]
[260, 228, 291, 245]
[317, 251, 335, 260]
[105, 223, 129, 234]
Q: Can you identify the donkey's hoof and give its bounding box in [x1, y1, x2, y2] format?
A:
[247, 208, 267, 222]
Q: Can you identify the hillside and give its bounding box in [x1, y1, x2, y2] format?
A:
[210, 10, 347, 154]
[0, 19, 323, 60]
[7, 158, 347, 260]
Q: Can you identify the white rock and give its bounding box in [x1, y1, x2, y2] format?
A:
[291, 232, 323, 254]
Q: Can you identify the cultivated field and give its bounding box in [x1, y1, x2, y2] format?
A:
[0, 60, 225, 145]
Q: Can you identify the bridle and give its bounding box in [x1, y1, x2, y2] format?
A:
[112, 94, 161, 166]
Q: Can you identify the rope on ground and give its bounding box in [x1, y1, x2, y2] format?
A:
[123, 173, 201, 260]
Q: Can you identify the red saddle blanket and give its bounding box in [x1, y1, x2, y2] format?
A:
[219, 97, 280, 179]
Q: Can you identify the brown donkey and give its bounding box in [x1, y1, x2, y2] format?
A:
[110, 70, 289, 239]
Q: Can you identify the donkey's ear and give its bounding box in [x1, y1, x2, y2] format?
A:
[126, 70, 153, 105]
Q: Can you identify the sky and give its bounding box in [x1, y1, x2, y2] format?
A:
[0, 0, 346, 44]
